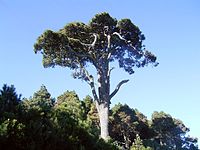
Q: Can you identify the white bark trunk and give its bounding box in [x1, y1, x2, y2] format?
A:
[96, 102, 109, 140]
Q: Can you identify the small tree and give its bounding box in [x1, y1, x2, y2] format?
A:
[0, 84, 21, 120]
[34, 12, 158, 140]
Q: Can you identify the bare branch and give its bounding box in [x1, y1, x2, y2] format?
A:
[68, 33, 97, 52]
[79, 63, 90, 80]
[107, 32, 126, 60]
[107, 51, 112, 60]
[90, 79, 99, 102]
[70, 34, 99, 62]
[113, 32, 126, 41]
[78, 62, 99, 102]
[107, 67, 115, 77]
[91, 33, 98, 47]
[78, 33, 98, 47]
[109, 79, 129, 100]
[107, 32, 137, 60]
[107, 35, 111, 49]
[67, 44, 96, 64]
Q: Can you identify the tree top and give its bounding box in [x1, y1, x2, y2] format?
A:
[34, 12, 158, 77]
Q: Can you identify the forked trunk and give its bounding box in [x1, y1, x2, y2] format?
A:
[96, 102, 109, 140]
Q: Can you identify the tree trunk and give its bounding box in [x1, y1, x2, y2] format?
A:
[96, 102, 109, 140]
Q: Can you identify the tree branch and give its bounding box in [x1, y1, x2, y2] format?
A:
[68, 34, 99, 63]
[107, 35, 111, 49]
[79, 63, 91, 81]
[90, 79, 99, 102]
[67, 44, 97, 66]
[107, 32, 138, 60]
[77, 61, 99, 102]
[109, 79, 129, 100]
[78, 33, 98, 47]
[113, 32, 126, 41]
[107, 32, 126, 60]
[107, 67, 115, 77]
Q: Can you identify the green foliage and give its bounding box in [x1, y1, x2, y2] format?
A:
[0, 84, 198, 150]
[21, 85, 54, 114]
[110, 103, 137, 148]
[109, 105, 199, 150]
[56, 90, 85, 120]
[147, 111, 199, 150]
[34, 12, 158, 79]
[0, 85, 118, 150]
[82, 95, 93, 115]
[57, 90, 79, 104]
[131, 134, 152, 150]
[110, 103, 152, 149]
[0, 84, 21, 121]
[52, 90, 119, 150]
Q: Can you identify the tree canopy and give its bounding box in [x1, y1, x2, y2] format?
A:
[34, 12, 158, 75]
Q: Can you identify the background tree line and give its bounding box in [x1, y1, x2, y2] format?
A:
[0, 84, 198, 150]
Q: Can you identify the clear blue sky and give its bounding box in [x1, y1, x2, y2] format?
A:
[0, 0, 199, 144]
